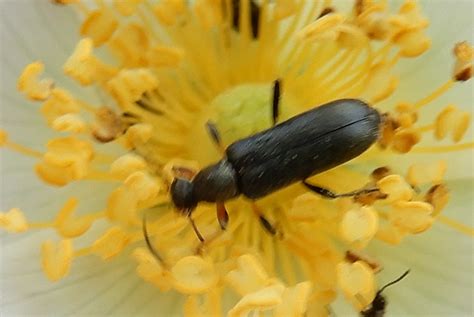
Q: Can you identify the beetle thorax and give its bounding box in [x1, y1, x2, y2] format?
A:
[192, 159, 240, 203]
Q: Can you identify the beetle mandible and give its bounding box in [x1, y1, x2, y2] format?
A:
[169, 79, 383, 238]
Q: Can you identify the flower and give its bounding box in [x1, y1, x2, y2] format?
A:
[1, 0, 473, 316]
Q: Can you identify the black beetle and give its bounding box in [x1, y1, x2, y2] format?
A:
[361, 270, 410, 317]
[170, 80, 382, 235]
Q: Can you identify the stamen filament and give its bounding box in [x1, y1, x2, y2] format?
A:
[29, 222, 54, 229]
[77, 100, 98, 113]
[389, 52, 402, 67]
[137, 7, 159, 41]
[413, 142, 474, 153]
[4, 141, 43, 158]
[414, 79, 455, 109]
[74, 246, 93, 257]
[372, 42, 394, 62]
[437, 215, 474, 236]
[73, 2, 90, 15]
[88, 211, 106, 220]
[414, 123, 435, 133]
[85, 170, 121, 181]
[94, 0, 105, 9]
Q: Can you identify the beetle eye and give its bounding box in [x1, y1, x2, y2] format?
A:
[170, 178, 196, 210]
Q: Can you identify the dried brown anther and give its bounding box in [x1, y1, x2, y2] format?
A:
[345, 250, 382, 273]
[92, 107, 126, 143]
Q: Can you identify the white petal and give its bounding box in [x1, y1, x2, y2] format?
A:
[368, 179, 473, 316]
[2, 223, 184, 316]
[0, 1, 99, 143]
[0, 3, 177, 314]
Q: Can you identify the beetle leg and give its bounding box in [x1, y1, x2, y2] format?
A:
[251, 203, 279, 236]
[272, 79, 281, 126]
[194, 203, 229, 255]
[259, 215, 278, 235]
[188, 216, 205, 243]
[302, 181, 380, 199]
[206, 121, 226, 154]
[216, 202, 229, 230]
[171, 166, 197, 180]
[195, 232, 219, 255]
[142, 213, 169, 269]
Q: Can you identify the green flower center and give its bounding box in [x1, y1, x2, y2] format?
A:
[187, 83, 298, 165]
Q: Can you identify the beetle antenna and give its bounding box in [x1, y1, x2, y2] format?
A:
[272, 79, 281, 126]
[188, 213, 205, 242]
[251, 203, 280, 236]
[378, 270, 410, 294]
[142, 212, 168, 268]
[205, 121, 225, 153]
[302, 181, 380, 199]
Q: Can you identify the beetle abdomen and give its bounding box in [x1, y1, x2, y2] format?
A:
[226, 99, 381, 199]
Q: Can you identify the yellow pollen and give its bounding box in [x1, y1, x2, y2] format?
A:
[113, 0, 144, 17]
[0, 208, 28, 233]
[377, 174, 414, 202]
[337, 261, 376, 311]
[434, 104, 472, 142]
[17, 61, 54, 101]
[92, 227, 132, 260]
[123, 123, 153, 148]
[80, 8, 118, 46]
[225, 254, 271, 296]
[124, 171, 161, 203]
[64, 38, 117, 85]
[0, 129, 7, 146]
[110, 153, 148, 179]
[389, 201, 434, 234]
[407, 160, 447, 186]
[52, 114, 87, 133]
[228, 283, 286, 317]
[2, 1, 473, 315]
[171, 256, 218, 294]
[340, 206, 378, 248]
[41, 239, 74, 281]
[54, 197, 96, 238]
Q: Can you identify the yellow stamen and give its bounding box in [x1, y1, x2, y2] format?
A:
[17, 62, 54, 101]
[171, 256, 218, 294]
[414, 79, 455, 109]
[412, 142, 474, 153]
[0, 208, 28, 232]
[437, 215, 474, 236]
[2, 1, 473, 315]
[337, 261, 376, 311]
[73, 1, 90, 15]
[74, 246, 94, 257]
[3, 140, 43, 158]
[41, 239, 74, 281]
[28, 222, 55, 229]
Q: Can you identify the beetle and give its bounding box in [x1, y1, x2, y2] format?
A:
[231, 0, 260, 39]
[361, 270, 410, 317]
[169, 79, 383, 237]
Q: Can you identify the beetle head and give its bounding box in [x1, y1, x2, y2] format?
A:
[170, 178, 197, 211]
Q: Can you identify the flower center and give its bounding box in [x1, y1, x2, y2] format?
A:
[186, 83, 297, 165]
[2, 0, 474, 316]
